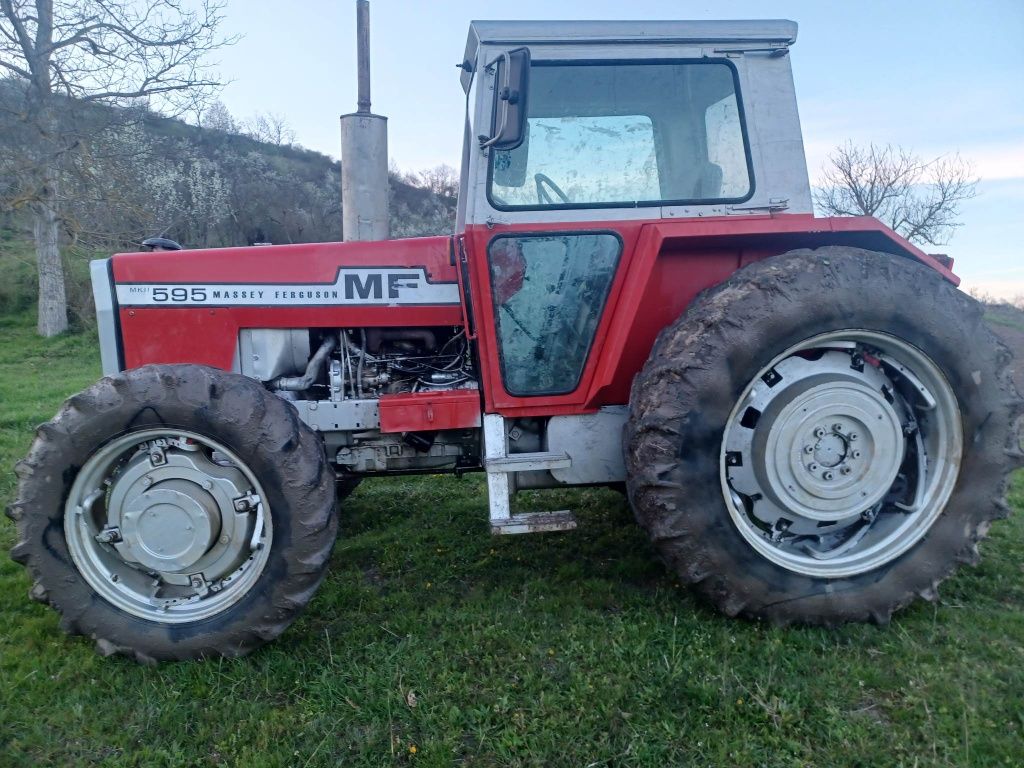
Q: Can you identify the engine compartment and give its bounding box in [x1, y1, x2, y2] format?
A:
[239, 326, 482, 476]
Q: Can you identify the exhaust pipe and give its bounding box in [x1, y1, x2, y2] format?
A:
[340, 0, 389, 242]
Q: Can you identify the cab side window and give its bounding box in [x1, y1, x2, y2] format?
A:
[489, 61, 752, 209]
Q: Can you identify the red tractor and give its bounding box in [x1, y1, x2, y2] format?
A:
[9, 20, 1020, 662]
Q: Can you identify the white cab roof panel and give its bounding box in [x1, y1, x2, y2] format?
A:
[461, 19, 797, 90]
[469, 19, 797, 45]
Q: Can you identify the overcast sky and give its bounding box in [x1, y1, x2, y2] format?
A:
[213, 0, 1023, 297]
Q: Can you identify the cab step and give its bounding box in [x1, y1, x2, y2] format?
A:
[491, 510, 578, 535]
[483, 414, 577, 535]
[484, 451, 571, 473]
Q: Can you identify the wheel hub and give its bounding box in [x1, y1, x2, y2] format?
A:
[811, 431, 846, 468]
[119, 484, 219, 572]
[755, 377, 904, 523]
[64, 430, 273, 623]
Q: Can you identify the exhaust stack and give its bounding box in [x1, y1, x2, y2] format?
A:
[340, 0, 389, 241]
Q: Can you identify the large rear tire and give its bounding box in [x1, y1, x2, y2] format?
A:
[625, 247, 1023, 625]
[7, 365, 337, 662]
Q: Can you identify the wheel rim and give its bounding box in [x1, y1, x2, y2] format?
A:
[65, 429, 272, 623]
[721, 330, 962, 578]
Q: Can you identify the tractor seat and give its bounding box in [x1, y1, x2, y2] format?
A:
[692, 161, 724, 199]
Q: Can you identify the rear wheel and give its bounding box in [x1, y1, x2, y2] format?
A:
[625, 247, 1022, 624]
[8, 365, 337, 662]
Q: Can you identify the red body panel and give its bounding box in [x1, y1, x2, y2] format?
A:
[463, 213, 956, 417]
[113, 237, 461, 370]
[110, 213, 956, 419]
[378, 390, 482, 433]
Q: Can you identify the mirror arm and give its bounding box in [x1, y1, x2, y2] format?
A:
[479, 51, 512, 148]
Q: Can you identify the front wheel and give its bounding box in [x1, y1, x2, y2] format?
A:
[625, 247, 1022, 625]
[8, 365, 337, 662]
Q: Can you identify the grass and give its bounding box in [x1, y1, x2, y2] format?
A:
[0, 312, 1022, 767]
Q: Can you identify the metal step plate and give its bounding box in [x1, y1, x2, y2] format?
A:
[490, 510, 578, 535]
[484, 451, 571, 473]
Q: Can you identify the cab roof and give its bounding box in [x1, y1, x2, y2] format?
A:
[461, 19, 798, 91]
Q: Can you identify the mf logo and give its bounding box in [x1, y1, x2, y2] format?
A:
[344, 272, 420, 300]
[114, 267, 460, 307]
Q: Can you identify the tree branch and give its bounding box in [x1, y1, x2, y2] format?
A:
[0, 0, 36, 64]
[814, 142, 977, 245]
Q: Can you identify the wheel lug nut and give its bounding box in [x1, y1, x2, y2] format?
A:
[840, 466, 852, 475]
[832, 423, 843, 432]
[851, 450, 862, 459]
[849, 432, 858, 441]
[807, 462, 819, 472]
[814, 427, 826, 438]
[803, 445, 814, 454]
[823, 470, 835, 481]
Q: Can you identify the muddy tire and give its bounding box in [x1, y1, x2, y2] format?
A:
[6, 365, 337, 662]
[625, 247, 1023, 625]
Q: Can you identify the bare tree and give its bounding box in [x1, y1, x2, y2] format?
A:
[0, 0, 234, 336]
[243, 111, 295, 146]
[814, 142, 978, 247]
[200, 99, 238, 133]
[417, 164, 459, 200]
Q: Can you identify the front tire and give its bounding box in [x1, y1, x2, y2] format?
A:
[7, 365, 337, 662]
[625, 247, 1022, 625]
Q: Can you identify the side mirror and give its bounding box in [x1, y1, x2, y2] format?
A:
[479, 47, 530, 151]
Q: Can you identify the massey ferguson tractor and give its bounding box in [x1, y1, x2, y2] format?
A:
[8, 20, 1021, 663]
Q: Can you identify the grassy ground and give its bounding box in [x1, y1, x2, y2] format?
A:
[1, 312, 1022, 767]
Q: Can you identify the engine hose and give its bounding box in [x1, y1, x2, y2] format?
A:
[271, 336, 337, 391]
[357, 329, 366, 398]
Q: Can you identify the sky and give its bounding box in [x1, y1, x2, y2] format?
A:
[213, 0, 1024, 298]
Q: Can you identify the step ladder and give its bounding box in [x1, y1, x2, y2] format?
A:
[483, 413, 578, 534]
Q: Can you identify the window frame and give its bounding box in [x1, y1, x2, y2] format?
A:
[486, 230, 624, 397]
[485, 57, 756, 212]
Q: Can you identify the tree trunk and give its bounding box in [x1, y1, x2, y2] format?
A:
[33, 171, 67, 337]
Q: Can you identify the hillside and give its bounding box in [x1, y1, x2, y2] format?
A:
[0, 80, 456, 250]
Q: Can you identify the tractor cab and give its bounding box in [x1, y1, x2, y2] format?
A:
[457, 19, 811, 230]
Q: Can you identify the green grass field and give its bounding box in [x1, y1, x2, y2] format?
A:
[1, 312, 1022, 767]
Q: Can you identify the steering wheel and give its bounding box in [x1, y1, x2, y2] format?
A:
[535, 173, 570, 205]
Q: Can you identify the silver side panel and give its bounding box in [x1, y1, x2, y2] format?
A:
[547, 407, 628, 484]
[293, 399, 380, 431]
[239, 329, 310, 381]
[90, 259, 121, 375]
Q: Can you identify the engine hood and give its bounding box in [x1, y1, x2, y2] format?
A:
[103, 235, 463, 372]
[111, 236, 458, 308]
